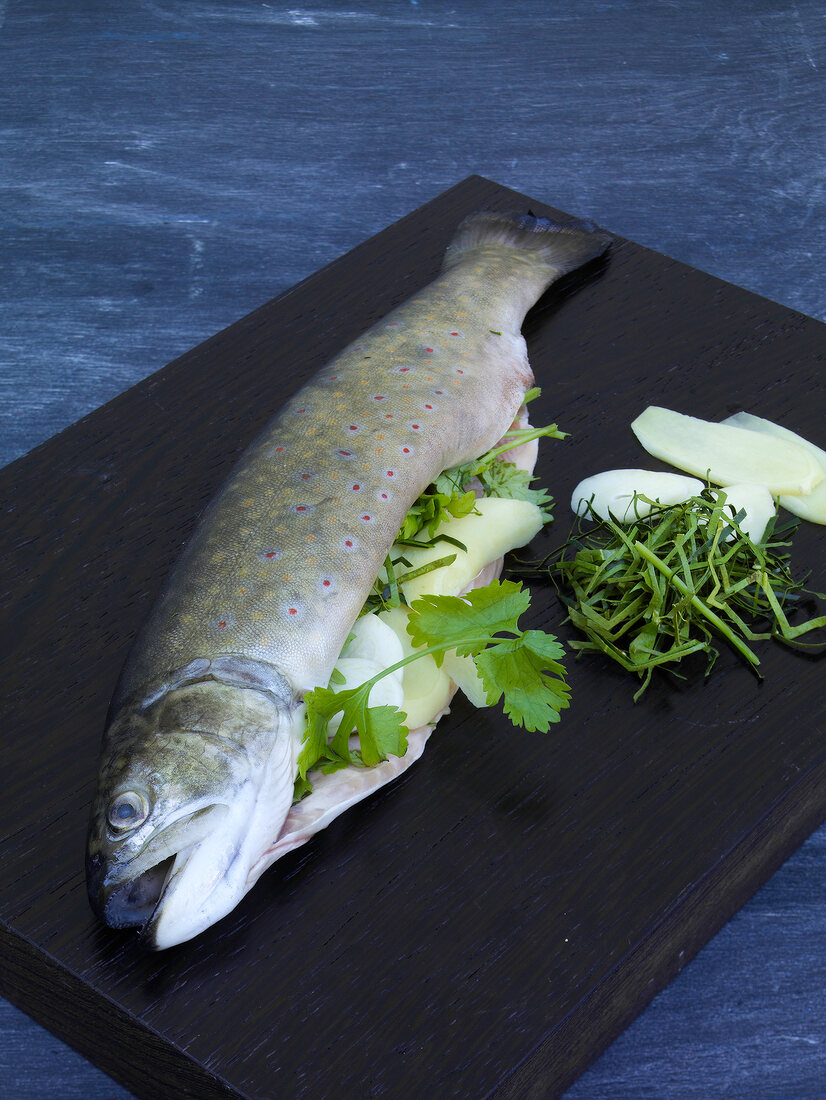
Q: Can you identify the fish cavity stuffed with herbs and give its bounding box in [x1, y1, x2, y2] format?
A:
[86, 210, 611, 948]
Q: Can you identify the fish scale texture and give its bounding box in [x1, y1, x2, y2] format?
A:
[115, 252, 540, 700]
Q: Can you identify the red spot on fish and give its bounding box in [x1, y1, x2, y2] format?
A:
[337, 449, 354, 457]
[411, 424, 420, 430]
[398, 366, 411, 373]
[295, 505, 307, 512]
[288, 608, 297, 616]
[373, 394, 385, 401]
[386, 470, 395, 477]
[265, 551, 277, 559]
[424, 404, 433, 410]
[217, 621, 227, 629]
[456, 368, 464, 374]
[322, 579, 331, 587]
[385, 413, 394, 419]
[275, 446, 285, 453]
[300, 473, 311, 480]
[434, 390, 444, 395]
[344, 539, 354, 548]
[361, 514, 372, 523]
[402, 447, 411, 453]
[450, 331, 460, 336]
[296, 407, 307, 414]
[348, 425, 358, 431]
[380, 492, 389, 500]
[424, 347, 434, 353]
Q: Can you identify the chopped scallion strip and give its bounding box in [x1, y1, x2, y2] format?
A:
[521, 491, 826, 700]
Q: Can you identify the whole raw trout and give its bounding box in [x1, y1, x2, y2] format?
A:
[87, 210, 610, 948]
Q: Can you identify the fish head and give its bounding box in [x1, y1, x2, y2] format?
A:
[87, 678, 297, 949]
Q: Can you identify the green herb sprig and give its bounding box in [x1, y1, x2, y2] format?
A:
[295, 392, 569, 799]
[533, 491, 825, 700]
[295, 579, 570, 799]
[361, 391, 565, 617]
[398, 389, 565, 543]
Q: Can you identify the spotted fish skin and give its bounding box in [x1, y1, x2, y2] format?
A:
[87, 211, 610, 947]
[114, 216, 609, 704]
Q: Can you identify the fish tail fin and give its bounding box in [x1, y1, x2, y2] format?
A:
[443, 210, 611, 275]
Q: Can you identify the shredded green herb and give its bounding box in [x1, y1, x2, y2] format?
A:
[527, 490, 826, 700]
[360, 543, 460, 617]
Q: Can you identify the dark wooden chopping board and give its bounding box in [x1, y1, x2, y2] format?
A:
[1, 175, 825, 1100]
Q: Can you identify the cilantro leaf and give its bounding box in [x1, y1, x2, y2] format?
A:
[448, 488, 478, 519]
[474, 632, 570, 732]
[407, 580, 570, 728]
[328, 694, 408, 767]
[301, 681, 409, 776]
[296, 578, 570, 800]
[295, 687, 340, 798]
[405, 579, 531, 658]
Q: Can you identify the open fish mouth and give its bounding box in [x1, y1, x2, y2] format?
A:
[102, 854, 177, 930]
[93, 794, 264, 949]
[91, 802, 234, 941]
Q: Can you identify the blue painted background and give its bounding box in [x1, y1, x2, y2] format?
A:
[1, 1, 825, 1096]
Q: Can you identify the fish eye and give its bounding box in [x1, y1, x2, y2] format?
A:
[107, 790, 150, 833]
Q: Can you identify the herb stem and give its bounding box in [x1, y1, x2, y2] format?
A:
[353, 634, 510, 690]
[633, 540, 760, 668]
[470, 423, 565, 466]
